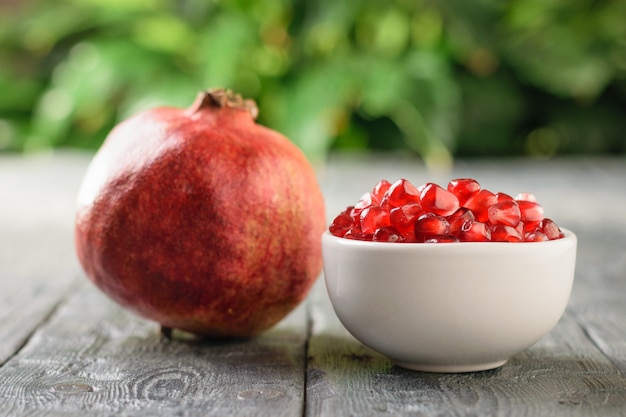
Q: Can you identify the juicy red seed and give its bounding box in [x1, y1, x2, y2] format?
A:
[515, 192, 537, 202]
[518, 200, 545, 224]
[447, 207, 475, 234]
[372, 179, 392, 202]
[373, 226, 405, 242]
[525, 231, 549, 242]
[389, 202, 422, 240]
[490, 225, 523, 242]
[495, 192, 514, 203]
[354, 192, 378, 210]
[360, 205, 391, 234]
[329, 211, 354, 237]
[343, 226, 367, 240]
[420, 182, 460, 216]
[384, 179, 421, 207]
[538, 218, 562, 240]
[456, 221, 491, 242]
[414, 213, 450, 242]
[515, 222, 524, 236]
[463, 189, 498, 222]
[447, 178, 481, 205]
[425, 235, 459, 243]
[487, 200, 521, 227]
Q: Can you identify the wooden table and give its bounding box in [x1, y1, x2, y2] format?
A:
[1, 151, 626, 416]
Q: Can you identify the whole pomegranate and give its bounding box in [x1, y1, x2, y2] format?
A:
[75, 89, 326, 338]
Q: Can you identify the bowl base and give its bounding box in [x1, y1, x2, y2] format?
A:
[394, 359, 507, 373]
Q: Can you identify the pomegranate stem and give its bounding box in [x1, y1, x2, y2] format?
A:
[160, 325, 173, 339]
[190, 88, 258, 120]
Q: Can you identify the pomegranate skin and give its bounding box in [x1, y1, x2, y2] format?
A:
[75, 89, 326, 338]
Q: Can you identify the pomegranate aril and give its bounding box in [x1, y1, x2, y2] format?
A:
[343, 226, 367, 240]
[490, 225, 523, 242]
[420, 182, 460, 216]
[389, 202, 422, 240]
[515, 192, 537, 202]
[360, 205, 390, 234]
[425, 235, 459, 243]
[525, 231, 549, 242]
[354, 192, 378, 210]
[447, 178, 481, 205]
[329, 208, 355, 237]
[518, 200, 544, 224]
[372, 179, 392, 202]
[537, 218, 563, 240]
[495, 192, 514, 203]
[384, 179, 421, 207]
[414, 213, 450, 242]
[463, 189, 498, 222]
[373, 226, 404, 242]
[447, 207, 475, 234]
[487, 200, 521, 227]
[457, 221, 491, 242]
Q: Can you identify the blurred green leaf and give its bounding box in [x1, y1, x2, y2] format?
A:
[0, 0, 624, 161]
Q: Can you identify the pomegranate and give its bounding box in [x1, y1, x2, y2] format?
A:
[75, 89, 326, 338]
[329, 177, 565, 243]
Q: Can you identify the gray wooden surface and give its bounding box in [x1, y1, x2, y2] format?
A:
[1, 151, 625, 416]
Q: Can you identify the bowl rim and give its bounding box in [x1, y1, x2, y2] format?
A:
[322, 228, 576, 249]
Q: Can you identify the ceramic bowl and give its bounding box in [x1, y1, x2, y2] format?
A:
[322, 229, 577, 373]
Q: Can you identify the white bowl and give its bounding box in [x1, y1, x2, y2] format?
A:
[322, 229, 577, 373]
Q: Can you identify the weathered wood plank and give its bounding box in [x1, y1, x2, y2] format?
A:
[0, 280, 310, 417]
[0, 270, 80, 365]
[565, 225, 626, 375]
[0, 153, 89, 364]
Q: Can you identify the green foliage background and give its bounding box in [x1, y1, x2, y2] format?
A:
[1, 0, 625, 166]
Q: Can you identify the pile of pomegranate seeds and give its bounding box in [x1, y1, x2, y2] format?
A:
[329, 178, 565, 243]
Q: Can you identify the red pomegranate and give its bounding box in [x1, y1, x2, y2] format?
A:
[75, 89, 326, 338]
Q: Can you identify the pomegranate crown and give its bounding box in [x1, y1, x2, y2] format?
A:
[190, 88, 259, 120]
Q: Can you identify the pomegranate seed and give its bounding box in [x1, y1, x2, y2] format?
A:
[372, 179, 392, 202]
[414, 213, 450, 242]
[525, 231, 549, 242]
[463, 189, 498, 222]
[425, 235, 459, 243]
[518, 200, 544, 224]
[329, 208, 354, 237]
[538, 218, 562, 240]
[487, 200, 521, 227]
[389, 202, 422, 241]
[456, 221, 491, 242]
[383, 179, 421, 207]
[447, 178, 481, 205]
[447, 207, 475, 234]
[354, 192, 378, 210]
[490, 225, 523, 242]
[343, 226, 367, 240]
[495, 192, 514, 202]
[515, 192, 537, 202]
[420, 182, 460, 216]
[360, 205, 390, 234]
[373, 226, 405, 242]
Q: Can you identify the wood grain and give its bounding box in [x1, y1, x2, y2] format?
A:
[0, 282, 309, 416]
[0, 153, 88, 365]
